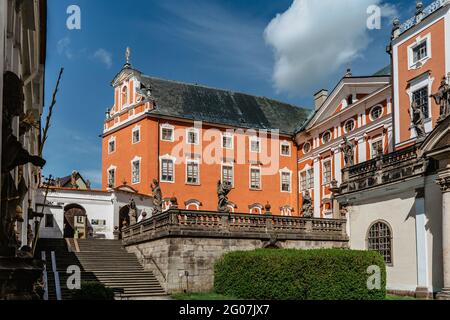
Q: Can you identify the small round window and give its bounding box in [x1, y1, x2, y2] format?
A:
[344, 119, 356, 133]
[303, 142, 311, 154]
[370, 105, 383, 121]
[322, 131, 332, 144]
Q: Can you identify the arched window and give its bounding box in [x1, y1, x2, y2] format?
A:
[368, 221, 392, 264]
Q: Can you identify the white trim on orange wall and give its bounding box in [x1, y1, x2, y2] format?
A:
[446, 7, 450, 75]
[407, 33, 432, 70]
[313, 158, 321, 218]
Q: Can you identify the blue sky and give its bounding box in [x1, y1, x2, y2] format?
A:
[43, 0, 417, 188]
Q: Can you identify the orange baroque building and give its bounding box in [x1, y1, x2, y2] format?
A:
[102, 58, 310, 216]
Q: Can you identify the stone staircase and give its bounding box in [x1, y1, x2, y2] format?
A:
[36, 238, 166, 300]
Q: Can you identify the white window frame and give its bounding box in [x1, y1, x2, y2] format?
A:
[221, 163, 234, 188]
[160, 124, 175, 142]
[321, 130, 332, 145]
[107, 165, 117, 187]
[249, 166, 262, 190]
[131, 156, 141, 185]
[343, 119, 356, 134]
[280, 141, 291, 157]
[132, 125, 141, 144]
[160, 155, 176, 183]
[408, 33, 432, 70]
[279, 168, 292, 193]
[369, 104, 384, 121]
[186, 128, 200, 145]
[186, 159, 200, 185]
[249, 136, 261, 154]
[322, 159, 332, 186]
[299, 171, 307, 192]
[108, 136, 116, 154]
[222, 132, 234, 150]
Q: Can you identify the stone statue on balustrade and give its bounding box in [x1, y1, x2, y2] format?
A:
[151, 179, 163, 215]
[431, 76, 450, 123]
[301, 190, 313, 218]
[1, 72, 46, 256]
[341, 137, 355, 168]
[128, 199, 137, 225]
[410, 99, 425, 138]
[217, 180, 232, 213]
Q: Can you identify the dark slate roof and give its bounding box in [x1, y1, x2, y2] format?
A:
[141, 76, 311, 135]
[372, 65, 391, 76]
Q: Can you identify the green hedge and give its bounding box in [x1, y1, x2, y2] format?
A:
[214, 249, 386, 300]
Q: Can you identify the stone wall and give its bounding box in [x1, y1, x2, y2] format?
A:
[123, 209, 349, 294]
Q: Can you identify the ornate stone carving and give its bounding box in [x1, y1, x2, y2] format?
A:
[217, 180, 232, 213]
[1, 72, 46, 256]
[431, 76, 450, 123]
[128, 199, 137, 225]
[301, 190, 313, 218]
[411, 99, 425, 138]
[437, 177, 450, 193]
[151, 179, 163, 215]
[341, 137, 354, 167]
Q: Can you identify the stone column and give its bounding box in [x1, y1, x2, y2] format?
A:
[437, 175, 450, 300]
[313, 157, 321, 218]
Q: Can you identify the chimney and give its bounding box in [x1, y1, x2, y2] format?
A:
[314, 89, 328, 110]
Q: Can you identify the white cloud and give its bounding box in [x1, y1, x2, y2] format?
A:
[264, 0, 397, 96]
[57, 37, 73, 59]
[93, 49, 113, 69]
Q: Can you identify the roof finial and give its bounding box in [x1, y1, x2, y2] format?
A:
[125, 47, 131, 66]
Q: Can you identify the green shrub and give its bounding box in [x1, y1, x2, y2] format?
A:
[214, 249, 386, 300]
[71, 281, 115, 300]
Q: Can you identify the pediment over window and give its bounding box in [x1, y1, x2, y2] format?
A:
[306, 76, 391, 129]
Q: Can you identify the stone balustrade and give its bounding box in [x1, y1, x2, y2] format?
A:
[122, 209, 348, 245]
[340, 145, 428, 194]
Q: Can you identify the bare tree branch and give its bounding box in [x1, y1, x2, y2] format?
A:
[39, 67, 64, 156]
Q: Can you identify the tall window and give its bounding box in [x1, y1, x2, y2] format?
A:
[108, 169, 116, 187]
[308, 169, 315, 189]
[368, 221, 392, 264]
[108, 139, 116, 154]
[222, 165, 234, 187]
[301, 169, 315, 190]
[250, 137, 261, 153]
[413, 41, 427, 63]
[300, 172, 307, 191]
[132, 159, 140, 184]
[323, 160, 332, 185]
[412, 87, 429, 119]
[222, 134, 233, 149]
[132, 127, 140, 144]
[186, 161, 199, 185]
[161, 158, 174, 182]
[161, 125, 174, 142]
[281, 172, 291, 192]
[250, 168, 261, 190]
[186, 129, 199, 145]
